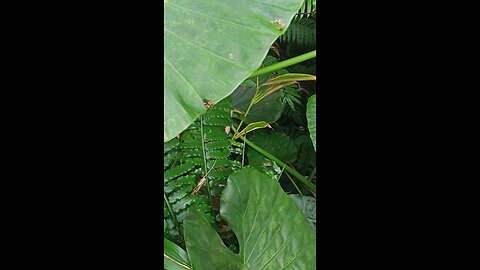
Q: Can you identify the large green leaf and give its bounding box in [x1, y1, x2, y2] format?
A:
[164, 238, 191, 270]
[231, 83, 284, 124]
[306, 94, 316, 151]
[293, 134, 316, 173]
[247, 132, 298, 167]
[164, 0, 304, 142]
[184, 167, 316, 269]
[183, 212, 246, 270]
[164, 218, 190, 270]
[289, 194, 316, 232]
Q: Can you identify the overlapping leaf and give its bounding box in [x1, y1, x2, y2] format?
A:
[164, 0, 305, 142]
[164, 237, 191, 270]
[184, 167, 316, 269]
[247, 132, 298, 168]
[290, 194, 316, 232]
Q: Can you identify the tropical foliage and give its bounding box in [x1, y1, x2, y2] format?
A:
[164, 0, 317, 269]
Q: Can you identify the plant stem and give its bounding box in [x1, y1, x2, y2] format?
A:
[164, 253, 191, 270]
[308, 166, 316, 182]
[200, 115, 213, 208]
[277, 163, 286, 182]
[233, 77, 260, 138]
[249, 50, 316, 78]
[164, 193, 181, 239]
[231, 126, 316, 192]
[245, 138, 316, 192]
[285, 171, 304, 195]
[241, 140, 246, 169]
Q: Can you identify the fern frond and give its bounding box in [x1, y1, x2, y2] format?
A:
[279, 18, 316, 48]
[294, 0, 316, 20]
[281, 85, 302, 111]
[163, 97, 241, 241]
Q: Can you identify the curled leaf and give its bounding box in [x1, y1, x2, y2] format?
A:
[233, 121, 271, 140]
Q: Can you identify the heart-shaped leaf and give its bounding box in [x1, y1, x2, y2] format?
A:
[184, 167, 316, 269]
[164, 0, 304, 142]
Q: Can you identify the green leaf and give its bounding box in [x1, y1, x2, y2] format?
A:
[164, 238, 191, 270]
[184, 212, 246, 270]
[295, 0, 316, 20]
[231, 84, 284, 124]
[293, 134, 316, 173]
[233, 121, 271, 140]
[261, 73, 316, 86]
[247, 132, 298, 167]
[253, 73, 315, 105]
[164, 0, 305, 142]
[184, 167, 316, 269]
[240, 79, 257, 88]
[289, 194, 316, 232]
[306, 94, 316, 151]
[253, 81, 295, 104]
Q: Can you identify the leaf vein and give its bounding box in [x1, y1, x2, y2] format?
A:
[164, 28, 248, 70]
[165, 2, 277, 37]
